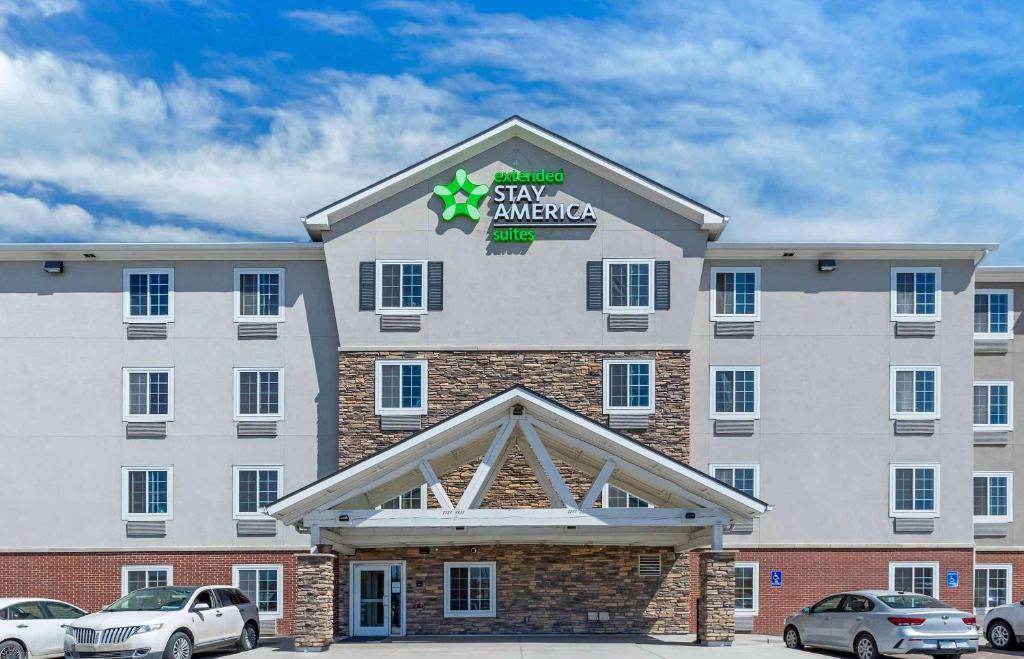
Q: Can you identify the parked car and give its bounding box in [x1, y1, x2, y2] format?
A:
[982, 600, 1024, 649]
[64, 586, 260, 659]
[0, 598, 88, 659]
[783, 591, 978, 659]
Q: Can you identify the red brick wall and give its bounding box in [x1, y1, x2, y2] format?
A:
[0, 551, 298, 636]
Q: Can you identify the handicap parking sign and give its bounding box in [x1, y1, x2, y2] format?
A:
[770, 570, 783, 587]
[946, 570, 959, 588]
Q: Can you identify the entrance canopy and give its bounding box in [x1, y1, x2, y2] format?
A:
[268, 387, 770, 553]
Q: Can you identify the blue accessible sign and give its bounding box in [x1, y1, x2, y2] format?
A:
[770, 570, 783, 587]
[946, 570, 959, 588]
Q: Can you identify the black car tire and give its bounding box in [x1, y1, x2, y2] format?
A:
[0, 640, 26, 659]
[163, 632, 193, 659]
[988, 619, 1016, 650]
[853, 632, 880, 659]
[235, 622, 258, 652]
[783, 625, 803, 649]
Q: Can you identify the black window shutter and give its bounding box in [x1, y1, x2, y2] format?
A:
[654, 260, 670, 310]
[427, 261, 443, 311]
[358, 262, 375, 311]
[586, 261, 603, 310]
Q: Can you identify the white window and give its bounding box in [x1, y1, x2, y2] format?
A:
[891, 267, 941, 321]
[974, 472, 1012, 523]
[889, 561, 939, 598]
[233, 466, 283, 519]
[710, 366, 759, 420]
[603, 359, 655, 414]
[974, 382, 1013, 430]
[890, 366, 940, 420]
[121, 466, 173, 521]
[123, 269, 173, 323]
[735, 562, 759, 615]
[975, 565, 1012, 612]
[234, 268, 284, 322]
[889, 464, 939, 518]
[374, 360, 427, 415]
[443, 562, 496, 618]
[376, 260, 426, 314]
[381, 485, 427, 510]
[234, 368, 283, 420]
[122, 368, 174, 421]
[975, 290, 1013, 339]
[603, 259, 654, 313]
[710, 267, 761, 321]
[233, 565, 283, 619]
[710, 464, 759, 498]
[121, 565, 172, 595]
[602, 485, 652, 508]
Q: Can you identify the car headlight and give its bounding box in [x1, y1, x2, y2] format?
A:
[134, 624, 164, 634]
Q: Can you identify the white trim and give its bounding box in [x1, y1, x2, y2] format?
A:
[890, 267, 942, 321]
[973, 471, 1013, 524]
[232, 564, 284, 620]
[889, 464, 940, 518]
[602, 358, 656, 415]
[889, 366, 941, 420]
[122, 268, 174, 323]
[121, 466, 173, 521]
[348, 561, 406, 636]
[709, 366, 760, 420]
[233, 268, 285, 323]
[375, 260, 428, 315]
[232, 465, 284, 520]
[709, 464, 760, 499]
[735, 561, 759, 616]
[374, 359, 428, 416]
[120, 565, 173, 595]
[122, 368, 174, 422]
[888, 561, 941, 599]
[974, 289, 1014, 339]
[973, 381, 1014, 431]
[974, 563, 1013, 613]
[709, 267, 761, 322]
[443, 561, 497, 618]
[602, 259, 655, 314]
[233, 368, 284, 421]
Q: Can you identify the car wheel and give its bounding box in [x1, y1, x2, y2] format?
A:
[235, 622, 258, 652]
[164, 632, 193, 659]
[783, 625, 803, 649]
[853, 633, 880, 659]
[988, 619, 1016, 650]
[0, 640, 26, 659]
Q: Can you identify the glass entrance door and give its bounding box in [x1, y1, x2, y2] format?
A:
[353, 564, 403, 636]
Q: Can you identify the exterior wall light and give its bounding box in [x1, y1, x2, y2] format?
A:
[43, 260, 64, 274]
[818, 259, 837, 272]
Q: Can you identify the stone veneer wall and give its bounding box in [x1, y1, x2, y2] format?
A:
[294, 552, 337, 649]
[337, 545, 689, 636]
[697, 551, 735, 645]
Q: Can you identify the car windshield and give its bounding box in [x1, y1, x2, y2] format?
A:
[878, 594, 950, 609]
[105, 588, 197, 612]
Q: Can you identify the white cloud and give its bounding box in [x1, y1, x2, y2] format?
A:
[283, 9, 372, 36]
[0, 0, 78, 26]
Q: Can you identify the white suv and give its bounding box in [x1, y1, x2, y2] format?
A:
[65, 586, 260, 659]
[983, 600, 1024, 650]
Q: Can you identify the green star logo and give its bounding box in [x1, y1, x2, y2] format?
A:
[433, 168, 489, 222]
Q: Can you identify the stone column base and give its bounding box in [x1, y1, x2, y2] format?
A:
[697, 550, 736, 646]
[294, 552, 337, 651]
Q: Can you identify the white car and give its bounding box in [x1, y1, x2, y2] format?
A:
[65, 586, 260, 659]
[0, 598, 88, 659]
[982, 600, 1024, 650]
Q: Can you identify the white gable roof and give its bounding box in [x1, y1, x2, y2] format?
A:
[300, 116, 728, 241]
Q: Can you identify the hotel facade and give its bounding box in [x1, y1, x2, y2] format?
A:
[0, 117, 1018, 644]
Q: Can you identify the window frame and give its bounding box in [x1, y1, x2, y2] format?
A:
[709, 267, 761, 322]
[120, 565, 173, 595]
[709, 464, 760, 499]
[975, 289, 1014, 340]
[374, 359, 428, 416]
[602, 358, 656, 415]
[975, 564, 1013, 613]
[601, 484, 654, 508]
[378, 484, 428, 510]
[889, 366, 941, 420]
[233, 268, 285, 323]
[233, 465, 284, 520]
[889, 464, 940, 518]
[443, 561, 497, 618]
[973, 471, 1013, 523]
[121, 466, 173, 521]
[709, 366, 760, 420]
[602, 258, 655, 314]
[890, 267, 941, 321]
[122, 368, 174, 422]
[973, 381, 1013, 431]
[375, 259, 428, 315]
[734, 561, 759, 616]
[122, 268, 174, 323]
[888, 561, 940, 599]
[233, 368, 284, 421]
[232, 564, 284, 620]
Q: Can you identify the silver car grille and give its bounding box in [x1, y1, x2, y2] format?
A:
[71, 627, 139, 645]
[71, 628, 98, 645]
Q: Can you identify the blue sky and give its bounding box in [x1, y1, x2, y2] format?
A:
[0, 1, 1022, 262]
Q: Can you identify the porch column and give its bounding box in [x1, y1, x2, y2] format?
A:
[294, 551, 337, 651]
[696, 550, 735, 646]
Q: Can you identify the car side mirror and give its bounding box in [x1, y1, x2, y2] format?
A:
[192, 602, 210, 612]
[801, 607, 811, 614]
